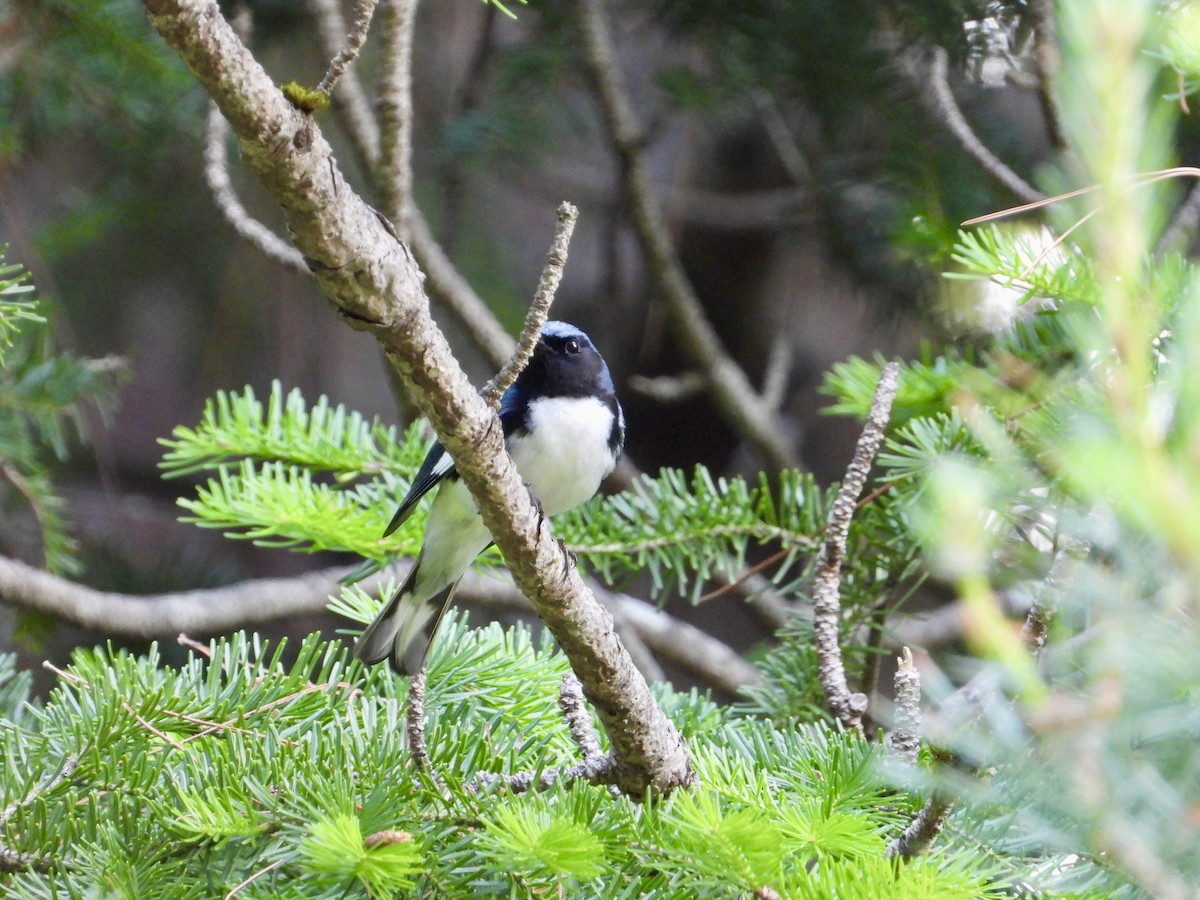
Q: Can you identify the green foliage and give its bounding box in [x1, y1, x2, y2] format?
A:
[0, 625, 1052, 898]
[557, 466, 826, 601]
[159, 382, 433, 561]
[0, 252, 122, 574]
[0, 253, 42, 364]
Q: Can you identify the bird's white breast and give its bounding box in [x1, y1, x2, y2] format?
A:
[508, 396, 617, 516]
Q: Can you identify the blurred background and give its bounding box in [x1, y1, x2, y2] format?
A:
[0, 0, 1143, 691]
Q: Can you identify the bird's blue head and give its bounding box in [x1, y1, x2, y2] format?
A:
[512, 321, 617, 401]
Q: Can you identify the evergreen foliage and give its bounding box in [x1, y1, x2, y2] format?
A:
[0, 252, 122, 575]
[2, 0, 1199, 897]
[0, 626, 1068, 898]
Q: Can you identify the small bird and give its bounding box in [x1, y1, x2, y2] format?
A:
[353, 321, 625, 675]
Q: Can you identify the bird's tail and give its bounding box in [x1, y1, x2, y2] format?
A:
[351, 560, 460, 675]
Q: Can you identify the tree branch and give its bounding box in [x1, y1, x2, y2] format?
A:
[910, 46, 1044, 206]
[578, 0, 801, 472]
[0, 552, 757, 694]
[481, 202, 578, 406]
[886, 647, 922, 765]
[885, 795, 953, 860]
[138, 0, 692, 797]
[313, 0, 380, 98]
[376, 0, 417, 241]
[813, 362, 899, 731]
[203, 101, 309, 274]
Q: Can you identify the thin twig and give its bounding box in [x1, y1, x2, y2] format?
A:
[203, 102, 309, 274]
[307, 0, 381, 166]
[923, 46, 1044, 205]
[177, 633, 213, 658]
[885, 795, 954, 860]
[308, 0, 514, 371]
[470, 755, 615, 795]
[481, 202, 580, 406]
[376, 0, 417, 240]
[627, 371, 708, 403]
[579, 0, 800, 472]
[813, 362, 900, 731]
[886, 647, 922, 765]
[406, 667, 432, 774]
[314, 0, 381, 98]
[558, 673, 603, 761]
[224, 857, 286, 899]
[760, 335, 793, 414]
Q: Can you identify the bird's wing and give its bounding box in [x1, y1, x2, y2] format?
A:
[498, 384, 528, 437]
[383, 440, 456, 537]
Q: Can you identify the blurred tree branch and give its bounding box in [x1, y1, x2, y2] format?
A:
[578, 0, 802, 473]
[0, 552, 757, 694]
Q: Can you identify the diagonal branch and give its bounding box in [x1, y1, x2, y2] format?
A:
[138, 0, 692, 797]
[578, 0, 800, 472]
[911, 46, 1045, 206]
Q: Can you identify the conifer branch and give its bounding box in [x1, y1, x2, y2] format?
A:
[813, 361, 899, 731]
[0, 756, 77, 874]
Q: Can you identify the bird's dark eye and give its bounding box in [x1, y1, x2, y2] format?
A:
[564, 338, 580, 355]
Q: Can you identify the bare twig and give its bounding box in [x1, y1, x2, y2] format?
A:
[919, 46, 1044, 205]
[203, 102, 309, 274]
[558, 673, 603, 761]
[409, 210, 517, 370]
[376, 0, 417, 241]
[314, 0, 381, 98]
[481, 202, 580, 406]
[760, 336, 793, 414]
[579, 0, 801, 472]
[886, 647, 921, 765]
[627, 371, 707, 403]
[470, 755, 614, 795]
[609, 591, 764, 695]
[307, 0, 381, 166]
[812, 362, 899, 731]
[405, 667, 432, 774]
[224, 858, 286, 899]
[751, 90, 814, 188]
[885, 795, 953, 860]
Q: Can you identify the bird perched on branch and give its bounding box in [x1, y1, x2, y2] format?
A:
[353, 321, 625, 675]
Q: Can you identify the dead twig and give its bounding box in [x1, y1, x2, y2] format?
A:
[813, 362, 900, 731]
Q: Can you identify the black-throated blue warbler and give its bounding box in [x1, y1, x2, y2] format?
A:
[353, 321, 625, 674]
